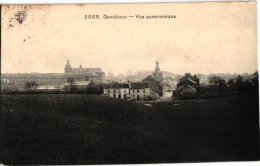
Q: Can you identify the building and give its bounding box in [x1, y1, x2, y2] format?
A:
[103, 82, 129, 99]
[1, 78, 16, 92]
[1, 60, 106, 91]
[142, 75, 162, 96]
[174, 73, 200, 99]
[64, 60, 106, 83]
[129, 82, 158, 101]
[152, 61, 163, 82]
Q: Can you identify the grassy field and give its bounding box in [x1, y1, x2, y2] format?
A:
[0, 93, 259, 164]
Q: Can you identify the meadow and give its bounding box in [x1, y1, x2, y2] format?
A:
[0, 93, 259, 164]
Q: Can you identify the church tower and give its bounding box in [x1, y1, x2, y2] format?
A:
[152, 61, 163, 82]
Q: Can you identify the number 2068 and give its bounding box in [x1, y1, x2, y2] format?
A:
[84, 15, 100, 19]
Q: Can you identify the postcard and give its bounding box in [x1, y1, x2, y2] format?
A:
[1, 2, 258, 165]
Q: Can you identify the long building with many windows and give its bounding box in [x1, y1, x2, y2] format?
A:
[1, 60, 106, 91]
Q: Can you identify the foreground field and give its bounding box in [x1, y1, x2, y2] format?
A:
[0, 93, 259, 164]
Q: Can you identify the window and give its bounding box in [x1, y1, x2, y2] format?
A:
[124, 89, 126, 93]
[107, 89, 110, 93]
[137, 90, 139, 93]
[113, 90, 116, 93]
[113, 94, 116, 98]
[143, 89, 146, 93]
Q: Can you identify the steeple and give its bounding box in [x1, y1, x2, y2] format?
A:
[152, 61, 163, 82]
[155, 61, 160, 72]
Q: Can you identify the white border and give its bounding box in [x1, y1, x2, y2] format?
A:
[0, 0, 259, 166]
[0, 0, 255, 4]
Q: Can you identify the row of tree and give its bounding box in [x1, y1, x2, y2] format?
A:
[208, 72, 258, 92]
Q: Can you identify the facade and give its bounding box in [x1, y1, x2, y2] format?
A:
[174, 73, 200, 99]
[103, 82, 129, 99]
[65, 60, 106, 83]
[129, 82, 158, 101]
[142, 75, 162, 96]
[103, 81, 159, 101]
[152, 61, 163, 82]
[1, 78, 16, 92]
[1, 61, 106, 91]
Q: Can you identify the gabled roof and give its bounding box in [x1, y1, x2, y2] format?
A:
[142, 75, 158, 83]
[130, 82, 149, 89]
[178, 77, 197, 84]
[177, 85, 196, 90]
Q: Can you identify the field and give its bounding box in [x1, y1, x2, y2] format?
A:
[0, 93, 259, 164]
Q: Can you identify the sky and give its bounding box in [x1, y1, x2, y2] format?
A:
[1, 2, 258, 75]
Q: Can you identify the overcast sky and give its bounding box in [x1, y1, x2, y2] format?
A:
[1, 2, 257, 75]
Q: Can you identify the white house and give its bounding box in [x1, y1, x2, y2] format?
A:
[103, 82, 129, 99]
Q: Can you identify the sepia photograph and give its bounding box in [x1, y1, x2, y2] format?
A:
[0, 2, 259, 165]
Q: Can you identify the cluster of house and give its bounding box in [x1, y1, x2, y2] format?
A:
[1, 59, 204, 100]
[102, 75, 162, 101]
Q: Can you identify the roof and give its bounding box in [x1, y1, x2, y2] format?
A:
[65, 60, 72, 69]
[103, 82, 129, 89]
[180, 73, 199, 82]
[71, 68, 102, 73]
[178, 77, 197, 84]
[130, 82, 149, 89]
[142, 75, 158, 83]
[177, 85, 196, 91]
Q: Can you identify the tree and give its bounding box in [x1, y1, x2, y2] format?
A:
[67, 77, 77, 93]
[235, 75, 243, 90]
[252, 71, 258, 88]
[25, 81, 38, 92]
[209, 76, 220, 85]
[209, 76, 226, 91]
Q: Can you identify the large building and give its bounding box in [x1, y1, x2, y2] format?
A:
[103, 82, 130, 99]
[64, 60, 106, 83]
[1, 60, 106, 91]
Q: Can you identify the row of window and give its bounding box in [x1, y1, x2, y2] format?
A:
[107, 89, 128, 93]
[110, 94, 147, 100]
[107, 89, 146, 93]
[113, 94, 127, 99]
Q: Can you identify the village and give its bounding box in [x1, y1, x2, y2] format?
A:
[1, 60, 258, 102]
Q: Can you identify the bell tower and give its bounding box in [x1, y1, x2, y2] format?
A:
[65, 60, 72, 73]
[152, 61, 163, 82]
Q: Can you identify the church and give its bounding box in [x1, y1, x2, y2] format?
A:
[64, 60, 106, 83]
[1, 60, 106, 91]
[152, 61, 163, 82]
